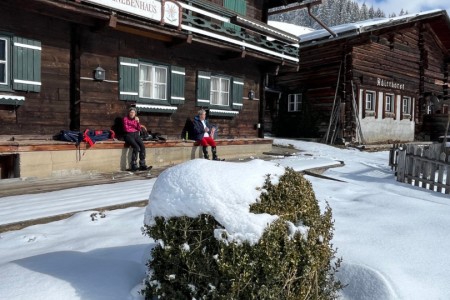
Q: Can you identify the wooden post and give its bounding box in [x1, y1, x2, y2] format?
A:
[70, 24, 81, 131]
[258, 73, 266, 138]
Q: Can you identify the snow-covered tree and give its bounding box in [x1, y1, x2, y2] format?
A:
[268, 0, 406, 29]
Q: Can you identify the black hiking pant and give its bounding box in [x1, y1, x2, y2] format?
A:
[124, 131, 146, 167]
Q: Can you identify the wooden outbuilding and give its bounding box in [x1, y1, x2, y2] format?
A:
[270, 10, 450, 144]
[0, 0, 302, 178]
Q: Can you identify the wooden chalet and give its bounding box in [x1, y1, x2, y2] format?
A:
[270, 10, 450, 144]
[0, 0, 303, 178]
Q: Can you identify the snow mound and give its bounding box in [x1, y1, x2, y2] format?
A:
[144, 159, 285, 245]
[0, 251, 144, 300]
[337, 262, 397, 300]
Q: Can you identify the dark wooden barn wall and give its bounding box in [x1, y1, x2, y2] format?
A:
[422, 27, 447, 98]
[274, 22, 449, 140]
[274, 41, 344, 138]
[352, 28, 421, 95]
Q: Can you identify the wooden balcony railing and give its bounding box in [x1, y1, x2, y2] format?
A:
[178, 0, 299, 63]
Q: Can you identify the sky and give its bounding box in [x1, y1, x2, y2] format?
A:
[0, 139, 449, 299]
[356, 0, 450, 16]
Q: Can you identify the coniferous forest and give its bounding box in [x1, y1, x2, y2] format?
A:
[269, 0, 408, 29]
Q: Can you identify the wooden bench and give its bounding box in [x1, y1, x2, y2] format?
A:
[0, 138, 273, 179]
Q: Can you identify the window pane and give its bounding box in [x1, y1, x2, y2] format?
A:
[140, 65, 151, 81]
[155, 84, 166, 99]
[211, 77, 219, 91]
[385, 95, 392, 112]
[366, 93, 374, 110]
[221, 78, 230, 92]
[139, 65, 151, 97]
[155, 67, 167, 84]
[140, 82, 151, 98]
[211, 90, 219, 104]
[154, 67, 167, 100]
[210, 77, 229, 105]
[0, 64, 5, 84]
[221, 79, 230, 105]
[403, 97, 410, 113]
[0, 39, 6, 84]
[0, 39, 5, 61]
[220, 91, 229, 105]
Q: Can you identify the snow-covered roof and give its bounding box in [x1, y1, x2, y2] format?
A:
[299, 9, 448, 45]
[268, 20, 314, 36]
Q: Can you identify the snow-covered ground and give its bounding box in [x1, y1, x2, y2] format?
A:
[0, 139, 449, 300]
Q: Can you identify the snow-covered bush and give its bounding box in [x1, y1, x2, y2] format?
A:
[142, 160, 341, 299]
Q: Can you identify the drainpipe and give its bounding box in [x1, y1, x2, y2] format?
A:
[307, 4, 337, 38]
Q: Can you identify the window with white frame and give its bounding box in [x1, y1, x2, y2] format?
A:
[385, 94, 394, 112]
[288, 93, 302, 112]
[365, 91, 375, 111]
[210, 76, 230, 106]
[0, 35, 41, 96]
[0, 37, 7, 86]
[139, 63, 168, 100]
[402, 96, 411, 114]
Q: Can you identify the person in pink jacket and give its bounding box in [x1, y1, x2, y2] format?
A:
[123, 107, 149, 171]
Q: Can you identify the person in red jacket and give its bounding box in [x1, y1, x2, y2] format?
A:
[123, 107, 149, 171]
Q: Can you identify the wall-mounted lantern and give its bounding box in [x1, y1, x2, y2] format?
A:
[248, 90, 255, 100]
[94, 66, 106, 81]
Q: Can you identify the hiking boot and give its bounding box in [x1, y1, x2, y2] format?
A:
[212, 147, 219, 160]
[139, 165, 152, 171]
[202, 146, 210, 159]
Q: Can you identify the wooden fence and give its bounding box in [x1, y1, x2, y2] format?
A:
[389, 143, 450, 194]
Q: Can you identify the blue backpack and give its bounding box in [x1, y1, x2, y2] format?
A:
[56, 130, 83, 145]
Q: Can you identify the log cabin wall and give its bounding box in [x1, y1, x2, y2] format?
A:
[78, 26, 261, 139]
[0, 2, 267, 139]
[0, 6, 72, 135]
[273, 40, 345, 138]
[273, 11, 450, 144]
[351, 26, 421, 143]
[352, 22, 448, 143]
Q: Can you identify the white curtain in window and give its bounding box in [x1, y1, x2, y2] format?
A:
[154, 67, 167, 100]
[139, 64, 167, 100]
[220, 78, 230, 106]
[139, 64, 152, 98]
[210, 77, 220, 105]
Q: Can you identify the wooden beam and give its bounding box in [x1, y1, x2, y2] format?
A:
[115, 24, 173, 42]
[109, 12, 117, 28]
[219, 50, 247, 61]
[268, 0, 322, 16]
[165, 34, 192, 48]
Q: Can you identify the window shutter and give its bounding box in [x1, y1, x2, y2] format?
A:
[224, 0, 236, 12]
[232, 77, 244, 110]
[12, 37, 41, 92]
[170, 66, 185, 104]
[119, 57, 139, 101]
[224, 0, 246, 32]
[196, 71, 211, 107]
[235, 0, 247, 16]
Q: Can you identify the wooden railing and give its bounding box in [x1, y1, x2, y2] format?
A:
[179, 0, 299, 62]
[389, 143, 450, 194]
